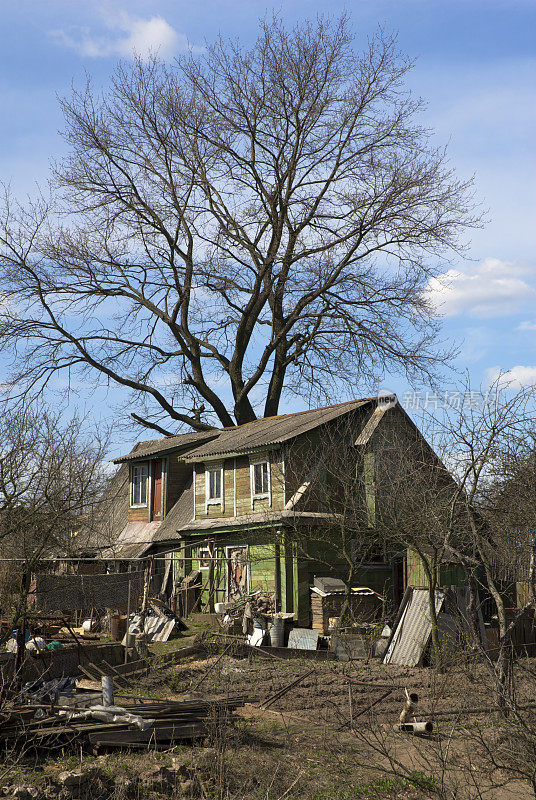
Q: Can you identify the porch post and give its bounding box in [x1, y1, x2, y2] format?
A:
[208, 538, 216, 613]
[274, 532, 282, 612]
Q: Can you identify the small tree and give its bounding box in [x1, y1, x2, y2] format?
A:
[281, 411, 387, 626]
[0, 405, 109, 647]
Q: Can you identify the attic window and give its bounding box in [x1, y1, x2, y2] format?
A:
[130, 463, 148, 507]
[205, 463, 224, 510]
[250, 457, 271, 506]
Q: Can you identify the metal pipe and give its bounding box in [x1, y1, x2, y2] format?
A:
[397, 721, 433, 734]
[101, 676, 114, 707]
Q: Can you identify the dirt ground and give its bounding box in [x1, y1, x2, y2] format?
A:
[127, 642, 536, 799]
[5, 640, 536, 799]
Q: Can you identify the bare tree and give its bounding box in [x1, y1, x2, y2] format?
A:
[0, 16, 478, 433]
[374, 421, 463, 670]
[283, 413, 386, 625]
[0, 405, 109, 646]
[376, 380, 536, 694]
[426, 381, 536, 704]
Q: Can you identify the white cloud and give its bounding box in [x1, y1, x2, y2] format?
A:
[424, 257, 536, 318]
[518, 320, 536, 331]
[485, 365, 536, 390]
[51, 10, 203, 61]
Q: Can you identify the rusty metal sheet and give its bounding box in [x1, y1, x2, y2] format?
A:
[383, 589, 445, 667]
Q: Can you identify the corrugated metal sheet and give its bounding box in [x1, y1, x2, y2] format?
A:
[183, 400, 373, 461]
[124, 613, 177, 643]
[383, 589, 445, 667]
[287, 628, 320, 650]
[114, 431, 218, 463]
[104, 521, 162, 559]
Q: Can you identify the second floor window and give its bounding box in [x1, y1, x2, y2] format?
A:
[131, 463, 148, 506]
[208, 468, 221, 499]
[206, 464, 223, 506]
[252, 460, 269, 497]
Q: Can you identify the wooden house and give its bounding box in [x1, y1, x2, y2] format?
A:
[99, 397, 455, 625]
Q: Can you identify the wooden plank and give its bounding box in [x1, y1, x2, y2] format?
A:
[88, 723, 205, 745]
[78, 664, 102, 682]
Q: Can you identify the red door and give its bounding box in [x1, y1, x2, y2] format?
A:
[151, 460, 162, 520]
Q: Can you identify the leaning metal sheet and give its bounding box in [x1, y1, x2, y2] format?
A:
[287, 627, 320, 650]
[383, 589, 445, 667]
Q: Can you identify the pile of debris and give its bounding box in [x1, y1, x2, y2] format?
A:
[0, 695, 244, 751]
[123, 598, 185, 646]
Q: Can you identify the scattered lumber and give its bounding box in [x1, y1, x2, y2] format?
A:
[0, 697, 245, 751]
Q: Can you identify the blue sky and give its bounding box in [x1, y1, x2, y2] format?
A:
[0, 1, 535, 454]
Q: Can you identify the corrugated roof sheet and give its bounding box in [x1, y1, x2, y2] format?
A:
[113, 430, 218, 464]
[182, 399, 374, 461]
[103, 520, 162, 559]
[383, 588, 445, 667]
[152, 480, 194, 543]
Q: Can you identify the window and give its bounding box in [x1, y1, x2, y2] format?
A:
[205, 463, 224, 509]
[131, 463, 148, 506]
[198, 547, 211, 569]
[208, 468, 222, 499]
[253, 461, 269, 495]
[250, 458, 270, 505]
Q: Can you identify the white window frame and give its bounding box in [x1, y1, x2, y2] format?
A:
[130, 462, 149, 508]
[198, 546, 211, 569]
[250, 456, 271, 508]
[205, 462, 224, 512]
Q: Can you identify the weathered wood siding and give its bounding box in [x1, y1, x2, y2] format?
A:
[193, 450, 285, 520]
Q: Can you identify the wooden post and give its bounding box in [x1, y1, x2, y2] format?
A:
[274, 538, 282, 613]
[124, 576, 131, 665]
[14, 569, 31, 681]
[208, 539, 215, 614]
[138, 558, 152, 652]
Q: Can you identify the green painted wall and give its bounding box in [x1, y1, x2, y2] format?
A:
[406, 549, 466, 588]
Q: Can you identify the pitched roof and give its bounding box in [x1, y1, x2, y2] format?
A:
[113, 430, 218, 464]
[182, 399, 374, 461]
[152, 479, 194, 543]
[102, 520, 162, 559]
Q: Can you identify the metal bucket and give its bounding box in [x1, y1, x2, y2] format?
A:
[270, 618, 284, 648]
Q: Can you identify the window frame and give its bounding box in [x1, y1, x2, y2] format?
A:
[130, 462, 149, 508]
[250, 456, 271, 507]
[205, 462, 224, 512]
[198, 546, 211, 569]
